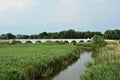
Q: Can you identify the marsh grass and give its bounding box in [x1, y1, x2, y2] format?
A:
[80, 43, 120, 80]
[0, 42, 79, 80]
[78, 42, 94, 47]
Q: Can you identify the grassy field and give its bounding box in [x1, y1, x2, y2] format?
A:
[0, 42, 79, 80]
[80, 42, 120, 80]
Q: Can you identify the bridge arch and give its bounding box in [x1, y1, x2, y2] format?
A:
[35, 41, 41, 43]
[25, 41, 32, 43]
[87, 40, 91, 42]
[11, 40, 22, 44]
[79, 40, 84, 42]
[15, 40, 23, 43]
[64, 41, 69, 44]
[55, 41, 61, 43]
[71, 40, 77, 45]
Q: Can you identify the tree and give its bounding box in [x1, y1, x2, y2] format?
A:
[38, 32, 48, 39]
[22, 35, 29, 39]
[47, 33, 59, 39]
[115, 29, 120, 39]
[0, 34, 7, 39]
[66, 29, 78, 39]
[92, 35, 106, 47]
[59, 29, 80, 39]
[0, 33, 15, 39]
[16, 34, 24, 39]
[104, 29, 120, 39]
[29, 35, 38, 39]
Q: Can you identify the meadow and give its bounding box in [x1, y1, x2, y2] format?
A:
[80, 42, 120, 80]
[0, 42, 80, 80]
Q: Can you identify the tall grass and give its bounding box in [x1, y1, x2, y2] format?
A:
[78, 42, 94, 47]
[80, 44, 120, 80]
[0, 42, 79, 80]
[77, 42, 95, 51]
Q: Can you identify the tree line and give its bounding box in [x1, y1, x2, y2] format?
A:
[0, 29, 120, 39]
[104, 29, 120, 39]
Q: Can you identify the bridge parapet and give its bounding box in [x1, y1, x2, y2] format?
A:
[0, 39, 91, 44]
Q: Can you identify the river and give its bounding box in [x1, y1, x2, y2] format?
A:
[41, 51, 93, 80]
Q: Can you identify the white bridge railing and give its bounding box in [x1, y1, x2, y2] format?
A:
[0, 39, 91, 43]
[0, 39, 116, 44]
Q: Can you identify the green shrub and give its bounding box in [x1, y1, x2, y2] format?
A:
[12, 40, 21, 44]
[78, 42, 94, 47]
[92, 35, 106, 47]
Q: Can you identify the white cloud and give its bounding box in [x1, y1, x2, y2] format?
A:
[0, 0, 119, 27]
[0, 0, 34, 13]
[0, 0, 35, 26]
[50, 0, 81, 24]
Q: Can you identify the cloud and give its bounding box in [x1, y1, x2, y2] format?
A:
[49, 0, 81, 24]
[0, 0, 34, 13]
[0, 0, 35, 26]
[0, 0, 120, 29]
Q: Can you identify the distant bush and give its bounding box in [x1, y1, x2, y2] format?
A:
[91, 35, 106, 47]
[78, 42, 94, 47]
[87, 40, 91, 42]
[43, 41, 58, 45]
[71, 41, 77, 45]
[45, 40, 53, 43]
[64, 41, 69, 44]
[12, 40, 21, 44]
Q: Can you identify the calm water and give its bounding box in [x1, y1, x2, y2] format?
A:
[41, 51, 93, 80]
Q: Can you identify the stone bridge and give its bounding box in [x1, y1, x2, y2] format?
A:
[0, 39, 91, 44]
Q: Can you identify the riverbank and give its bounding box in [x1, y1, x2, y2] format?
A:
[0, 42, 80, 80]
[80, 43, 120, 80]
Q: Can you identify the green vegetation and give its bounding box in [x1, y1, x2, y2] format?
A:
[80, 44, 120, 80]
[78, 35, 106, 50]
[0, 42, 80, 80]
[78, 42, 94, 48]
[104, 29, 120, 39]
[0, 29, 102, 39]
[1, 29, 120, 39]
[91, 35, 106, 47]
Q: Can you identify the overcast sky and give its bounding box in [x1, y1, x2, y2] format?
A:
[0, 0, 120, 34]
